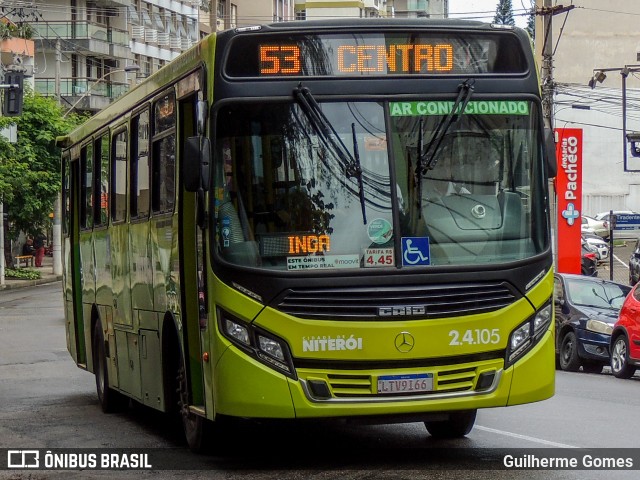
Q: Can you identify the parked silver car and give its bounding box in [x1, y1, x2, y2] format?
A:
[581, 215, 608, 238]
[582, 234, 609, 263]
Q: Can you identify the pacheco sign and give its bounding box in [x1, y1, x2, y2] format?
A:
[555, 128, 583, 274]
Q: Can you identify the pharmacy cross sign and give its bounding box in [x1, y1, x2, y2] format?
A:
[562, 202, 580, 226]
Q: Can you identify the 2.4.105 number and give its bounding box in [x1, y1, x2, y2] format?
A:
[449, 328, 500, 346]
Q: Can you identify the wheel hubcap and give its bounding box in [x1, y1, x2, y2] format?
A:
[612, 340, 626, 372]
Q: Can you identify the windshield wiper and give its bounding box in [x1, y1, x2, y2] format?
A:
[293, 85, 367, 224]
[418, 79, 475, 176]
[350, 122, 367, 224]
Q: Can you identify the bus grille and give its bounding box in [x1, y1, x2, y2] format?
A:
[274, 282, 518, 320]
[325, 366, 479, 398]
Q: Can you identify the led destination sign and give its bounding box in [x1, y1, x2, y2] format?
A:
[226, 31, 527, 78]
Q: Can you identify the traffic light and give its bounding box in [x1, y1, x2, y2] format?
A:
[2, 72, 24, 117]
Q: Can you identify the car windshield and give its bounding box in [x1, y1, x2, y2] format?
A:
[565, 278, 630, 310]
[212, 100, 548, 271]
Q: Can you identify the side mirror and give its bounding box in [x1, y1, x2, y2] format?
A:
[544, 128, 557, 178]
[184, 136, 211, 192]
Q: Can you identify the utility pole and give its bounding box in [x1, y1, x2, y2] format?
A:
[1, 199, 4, 288]
[53, 38, 63, 275]
[210, 1, 220, 31]
[536, 2, 575, 129]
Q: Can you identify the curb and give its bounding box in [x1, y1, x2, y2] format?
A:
[0, 276, 63, 290]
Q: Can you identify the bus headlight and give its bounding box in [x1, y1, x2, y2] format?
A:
[586, 319, 613, 335]
[505, 300, 552, 368]
[225, 319, 250, 346]
[218, 308, 296, 379]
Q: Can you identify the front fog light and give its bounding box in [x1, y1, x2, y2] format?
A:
[258, 335, 285, 361]
[225, 319, 250, 346]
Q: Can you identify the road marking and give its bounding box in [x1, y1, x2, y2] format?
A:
[613, 253, 627, 268]
[476, 425, 578, 448]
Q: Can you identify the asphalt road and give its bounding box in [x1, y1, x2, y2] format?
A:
[2, 283, 640, 479]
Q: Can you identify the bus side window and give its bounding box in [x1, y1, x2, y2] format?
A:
[131, 109, 151, 219]
[94, 134, 109, 226]
[152, 91, 176, 214]
[111, 130, 128, 223]
[80, 143, 93, 230]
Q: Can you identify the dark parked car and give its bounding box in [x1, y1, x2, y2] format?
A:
[629, 239, 640, 285]
[581, 242, 598, 277]
[554, 273, 631, 373]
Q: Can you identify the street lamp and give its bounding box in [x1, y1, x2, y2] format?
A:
[588, 65, 640, 172]
[62, 64, 140, 118]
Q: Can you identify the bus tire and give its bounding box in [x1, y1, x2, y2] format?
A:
[177, 357, 213, 452]
[611, 335, 636, 379]
[559, 331, 581, 372]
[425, 410, 477, 439]
[92, 322, 127, 413]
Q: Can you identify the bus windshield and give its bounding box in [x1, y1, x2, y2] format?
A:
[213, 99, 547, 270]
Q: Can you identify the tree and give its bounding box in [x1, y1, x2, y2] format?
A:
[0, 89, 82, 244]
[494, 0, 516, 27]
[525, 0, 535, 39]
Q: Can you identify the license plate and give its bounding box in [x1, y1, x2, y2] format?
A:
[377, 373, 433, 394]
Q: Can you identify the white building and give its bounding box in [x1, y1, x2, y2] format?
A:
[293, 0, 447, 19]
[551, 0, 640, 215]
[29, 0, 199, 114]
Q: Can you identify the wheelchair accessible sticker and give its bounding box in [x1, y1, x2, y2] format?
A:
[401, 237, 430, 266]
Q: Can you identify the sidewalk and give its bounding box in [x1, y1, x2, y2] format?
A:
[0, 254, 62, 290]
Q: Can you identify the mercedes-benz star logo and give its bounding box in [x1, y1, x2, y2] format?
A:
[394, 332, 415, 353]
[471, 204, 486, 219]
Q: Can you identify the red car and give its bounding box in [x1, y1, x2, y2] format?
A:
[610, 284, 640, 378]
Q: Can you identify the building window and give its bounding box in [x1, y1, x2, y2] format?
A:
[296, 9, 306, 21]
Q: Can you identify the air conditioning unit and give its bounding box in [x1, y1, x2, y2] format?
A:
[145, 28, 158, 43]
[157, 32, 170, 46]
[132, 26, 145, 40]
[170, 35, 182, 49]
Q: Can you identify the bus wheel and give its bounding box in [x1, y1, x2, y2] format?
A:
[611, 335, 636, 379]
[559, 331, 581, 372]
[92, 322, 127, 413]
[177, 361, 212, 452]
[425, 410, 477, 439]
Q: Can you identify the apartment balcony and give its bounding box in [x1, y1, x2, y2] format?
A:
[102, 0, 133, 5]
[33, 22, 129, 58]
[35, 77, 130, 112]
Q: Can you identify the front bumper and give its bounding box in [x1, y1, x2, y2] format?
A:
[576, 328, 611, 362]
[212, 330, 555, 419]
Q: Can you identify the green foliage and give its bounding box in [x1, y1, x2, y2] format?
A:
[0, 22, 33, 40]
[0, 88, 83, 237]
[494, 0, 515, 26]
[4, 268, 41, 280]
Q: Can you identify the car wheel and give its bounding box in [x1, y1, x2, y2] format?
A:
[611, 335, 636, 379]
[559, 331, 581, 372]
[582, 363, 604, 374]
[425, 410, 477, 439]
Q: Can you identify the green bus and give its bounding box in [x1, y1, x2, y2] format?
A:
[59, 18, 557, 451]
